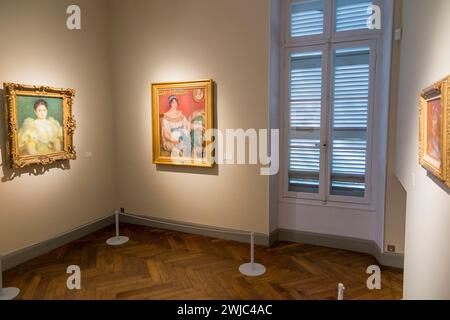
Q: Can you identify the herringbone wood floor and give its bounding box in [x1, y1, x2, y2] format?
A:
[4, 223, 403, 300]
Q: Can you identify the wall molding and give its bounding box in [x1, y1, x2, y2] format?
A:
[276, 228, 404, 269]
[2, 213, 403, 271]
[2, 214, 115, 271]
[120, 213, 270, 246]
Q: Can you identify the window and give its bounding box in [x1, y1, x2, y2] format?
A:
[283, 0, 383, 205]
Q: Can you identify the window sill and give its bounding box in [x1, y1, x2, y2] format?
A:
[279, 196, 376, 212]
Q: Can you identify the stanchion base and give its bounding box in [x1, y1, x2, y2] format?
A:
[106, 236, 129, 246]
[0, 287, 20, 300]
[239, 263, 266, 277]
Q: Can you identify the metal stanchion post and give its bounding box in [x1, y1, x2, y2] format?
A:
[106, 210, 129, 246]
[338, 283, 345, 300]
[0, 254, 20, 300]
[239, 232, 266, 277]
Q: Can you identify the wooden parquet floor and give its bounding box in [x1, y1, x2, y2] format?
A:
[3, 223, 403, 300]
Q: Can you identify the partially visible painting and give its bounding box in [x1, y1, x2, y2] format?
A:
[419, 76, 450, 187]
[151, 79, 214, 167]
[4, 83, 76, 168]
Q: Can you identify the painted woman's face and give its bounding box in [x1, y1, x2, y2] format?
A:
[170, 99, 178, 110]
[35, 104, 48, 120]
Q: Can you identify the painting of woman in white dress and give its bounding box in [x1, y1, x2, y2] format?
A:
[152, 80, 213, 167]
[4, 82, 76, 169]
[17, 97, 63, 156]
[161, 95, 192, 158]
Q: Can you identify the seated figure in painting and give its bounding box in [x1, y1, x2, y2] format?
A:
[190, 110, 206, 159]
[427, 101, 441, 161]
[18, 99, 63, 156]
[161, 96, 192, 158]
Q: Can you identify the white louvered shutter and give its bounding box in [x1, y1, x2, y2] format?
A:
[288, 51, 323, 194]
[335, 0, 373, 32]
[291, 0, 324, 38]
[330, 46, 371, 197]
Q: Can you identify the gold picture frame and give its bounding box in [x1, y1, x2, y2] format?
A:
[151, 79, 214, 167]
[419, 76, 450, 187]
[4, 83, 77, 169]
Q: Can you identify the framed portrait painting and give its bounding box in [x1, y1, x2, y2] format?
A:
[151, 79, 214, 167]
[4, 83, 77, 169]
[419, 76, 450, 187]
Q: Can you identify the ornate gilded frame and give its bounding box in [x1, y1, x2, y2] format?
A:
[151, 79, 214, 167]
[3, 83, 77, 169]
[419, 76, 450, 187]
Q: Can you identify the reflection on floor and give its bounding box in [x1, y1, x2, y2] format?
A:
[4, 223, 403, 300]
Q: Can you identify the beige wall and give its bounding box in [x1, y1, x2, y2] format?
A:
[395, 0, 450, 299]
[0, 0, 115, 253]
[384, 0, 406, 254]
[109, 0, 271, 234]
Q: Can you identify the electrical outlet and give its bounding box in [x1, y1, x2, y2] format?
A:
[224, 153, 233, 161]
[387, 245, 396, 253]
[394, 28, 402, 41]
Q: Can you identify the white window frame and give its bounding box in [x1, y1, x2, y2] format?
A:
[280, 0, 389, 210]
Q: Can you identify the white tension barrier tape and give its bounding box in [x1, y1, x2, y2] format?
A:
[120, 212, 251, 236]
[112, 211, 266, 277]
